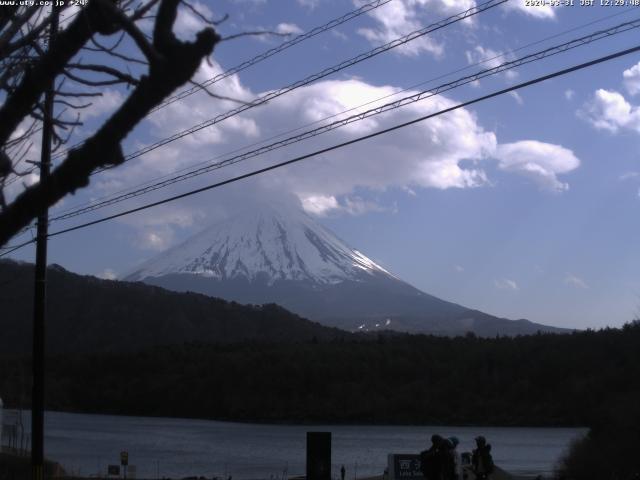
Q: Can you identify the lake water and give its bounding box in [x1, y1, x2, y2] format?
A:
[5, 410, 586, 479]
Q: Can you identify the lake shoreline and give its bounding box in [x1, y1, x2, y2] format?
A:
[0, 453, 547, 480]
[5, 406, 588, 430]
[2, 410, 581, 479]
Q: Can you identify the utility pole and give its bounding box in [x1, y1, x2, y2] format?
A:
[32, 7, 59, 480]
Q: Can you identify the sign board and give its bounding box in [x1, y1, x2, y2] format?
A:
[388, 454, 425, 480]
[121, 451, 129, 466]
[108, 465, 120, 476]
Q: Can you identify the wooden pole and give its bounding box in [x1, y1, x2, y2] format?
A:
[32, 6, 58, 480]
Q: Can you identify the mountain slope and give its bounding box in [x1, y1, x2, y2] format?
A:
[125, 204, 567, 336]
[125, 202, 395, 285]
[0, 260, 349, 355]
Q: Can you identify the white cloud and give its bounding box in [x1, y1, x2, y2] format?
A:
[342, 196, 396, 215]
[564, 89, 575, 101]
[403, 186, 417, 196]
[117, 204, 210, 251]
[509, 91, 523, 105]
[90, 55, 579, 238]
[111, 68, 501, 218]
[619, 171, 640, 181]
[124, 205, 205, 229]
[332, 29, 349, 41]
[355, 0, 474, 57]
[302, 195, 340, 216]
[493, 140, 580, 192]
[301, 194, 394, 216]
[465, 45, 504, 70]
[623, 61, 640, 96]
[122, 60, 259, 178]
[454, 265, 464, 272]
[3, 117, 44, 204]
[137, 230, 174, 251]
[252, 78, 498, 206]
[495, 278, 518, 291]
[503, 0, 556, 19]
[564, 273, 588, 289]
[174, 1, 216, 41]
[80, 89, 125, 121]
[465, 45, 518, 84]
[581, 89, 640, 134]
[276, 23, 303, 35]
[297, 0, 320, 9]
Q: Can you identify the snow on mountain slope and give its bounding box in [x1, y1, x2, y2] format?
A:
[123, 202, 569, 337]
[124, 203, 395, 285]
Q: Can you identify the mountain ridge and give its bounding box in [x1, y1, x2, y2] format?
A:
[0, 259, 350, 355]
[126, 203, 569, 336]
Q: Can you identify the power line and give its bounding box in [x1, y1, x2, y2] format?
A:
[50, 0, 394, 162]
[32, 44, 639, 243]
[154, 0, 394, 112]
[3, 43, 639, 256]
[90, 0, 507, 172]
[47, 17, 640, 223]
[0, 238, 35, 256]
[48, 6, 639, 220]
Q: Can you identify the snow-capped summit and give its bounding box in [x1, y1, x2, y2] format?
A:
[125, 202, 567, 337]
[125, 203, 394, 285]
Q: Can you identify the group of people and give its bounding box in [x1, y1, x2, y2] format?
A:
[419, 435, 494, 480]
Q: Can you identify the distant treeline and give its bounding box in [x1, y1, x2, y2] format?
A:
[2, 323, 640, 427]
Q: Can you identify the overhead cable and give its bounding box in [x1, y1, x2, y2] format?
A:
[90, 0, 508, 171]
[48, 18, 640, 223]
[33, 44, 640, 243]
[49, 6, 639, 219]
[4, 43, 639, 256]
[154, 0, 395, 112]
[50, 0, 395, 161]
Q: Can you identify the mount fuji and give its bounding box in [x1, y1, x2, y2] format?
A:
[124, 203, 565, 336]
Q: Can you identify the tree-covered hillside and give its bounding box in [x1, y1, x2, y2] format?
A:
[0, 260, 350, 354]
[2, 323, 639, 427]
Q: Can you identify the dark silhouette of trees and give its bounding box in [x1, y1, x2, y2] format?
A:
[0, 0, 221, 246]
[2, 313, 640, 428]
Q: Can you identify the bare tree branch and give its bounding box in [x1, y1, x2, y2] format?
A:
[0, 0, 220, 245]
[0, 8, 61, 58]
[179, 1, 228, 27]
[101, 1, 162, 63]
[188, 79, 250, 104]
[0, 6, 40, 56]
[54, 99, 93, 110]
[84, 36, 148, 65]
[67, 63, 140, 85]
[63, 68, 139, 87]
[130, 0, 162, 21]
[220, 30, 290, 42]
[0, 0, 127, 147]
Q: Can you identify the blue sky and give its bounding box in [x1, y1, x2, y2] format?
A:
[7, 0, 640, 329]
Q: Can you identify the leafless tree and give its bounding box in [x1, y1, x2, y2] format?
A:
[0, 0, 222, 247]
